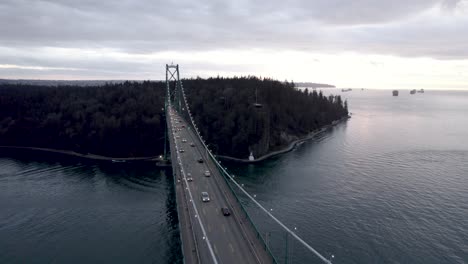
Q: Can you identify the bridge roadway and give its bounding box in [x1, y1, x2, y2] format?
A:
[168, 106, 274, 264]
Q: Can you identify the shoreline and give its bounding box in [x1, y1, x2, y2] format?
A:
[0, 115, 349, 165]
[216, 115, 350, 163]
[0, 146, 170, 165]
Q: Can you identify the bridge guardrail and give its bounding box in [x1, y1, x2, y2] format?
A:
[177, 82, 279, 264]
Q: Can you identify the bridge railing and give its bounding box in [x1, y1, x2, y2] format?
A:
[175, 81, 278, 263]
[171, 76, 333, 264]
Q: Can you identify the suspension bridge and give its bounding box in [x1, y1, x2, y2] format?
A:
[164, 64, 333, 264]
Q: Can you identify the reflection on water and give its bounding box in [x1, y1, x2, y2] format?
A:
[0, 152, 181, 264]
[227, 89, 468, 264]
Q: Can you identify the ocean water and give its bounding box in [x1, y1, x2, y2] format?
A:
[226, 89, 468, 263]
[0, 155, 181, 263]
[1, 89, 467, 263]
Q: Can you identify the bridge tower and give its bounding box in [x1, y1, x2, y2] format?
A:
[165, 64, 181, 160]
[166, 63, 182, 112]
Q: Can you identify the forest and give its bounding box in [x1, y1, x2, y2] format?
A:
[0, 81, 166, 157]
[182, 77, 348, 158]
[0, 77, 348, 158]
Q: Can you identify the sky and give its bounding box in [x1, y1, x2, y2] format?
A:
[1, 0, 468, 89]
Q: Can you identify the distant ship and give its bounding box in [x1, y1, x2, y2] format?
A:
[392, 90, 399, 96]
[417, 89, 425, 93]
[410, 89, 416, 95]
[341, 88, 352, 92]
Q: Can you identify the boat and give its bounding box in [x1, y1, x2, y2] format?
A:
[111, 159, 126, 163]
[417, 89, 425, 93]
[410, 89, 416, 95]
[392, 90, 399, 96]
[341, 88, 352, 92]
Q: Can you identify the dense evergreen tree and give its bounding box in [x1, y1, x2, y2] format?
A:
[0, 81, 166, 157]
[182, 76, 348, 158]
[0, 77, 348, 159]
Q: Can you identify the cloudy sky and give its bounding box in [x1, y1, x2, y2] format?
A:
[1, 0, 468, 89]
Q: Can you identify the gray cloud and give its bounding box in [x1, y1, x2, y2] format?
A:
[1, 0, 468, 79]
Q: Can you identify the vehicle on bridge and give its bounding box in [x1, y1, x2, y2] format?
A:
[204, 170, 211, 177]
[190, 142, 195, 147]
[186, 173, 193, 182]
[179, 149, 185, 153]
[197, 158, 204, 163]
[201, 192, 210, 202]
[221, 207, 231, 216]
[182, 139, 187, 143]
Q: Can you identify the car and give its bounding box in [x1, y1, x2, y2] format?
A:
[179, 149, 185, 153]
[201, 192, 210, 202]
[182, 139, 187, 143]
[221, 207, 231, 216]
[204, 170, 211, 177]
[190, 142, 195, 147]
[182, 125, 185, 128]
[186, 173, 193, 182]
[176, 135, 180, 138]
[197, 158, 204, 163]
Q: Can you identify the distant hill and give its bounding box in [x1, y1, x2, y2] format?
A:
[295, 82, 335, 88]
[0, 79, 136, 87]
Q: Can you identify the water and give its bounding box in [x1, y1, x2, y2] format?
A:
[0, 154, 181, 263]
[1, 89, 467, 263]
[226, 89, 468, 263]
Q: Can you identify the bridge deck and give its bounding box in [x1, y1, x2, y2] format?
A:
[168, 106, 274, 264]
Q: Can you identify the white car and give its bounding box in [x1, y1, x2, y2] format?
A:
[201, 192, 210, 202]
[186, 173, 193, 182]
[182, 139, 187, 143]
[179, 149, 185, 153]
[204, 170, 211, 177]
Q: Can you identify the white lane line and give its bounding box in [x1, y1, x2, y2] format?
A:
[170, 107, 218, 264]
[229, 243, 234, 253]
[222, 224, 226, 233]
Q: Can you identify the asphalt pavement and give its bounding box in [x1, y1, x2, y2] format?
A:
[168, 106, 273, 264]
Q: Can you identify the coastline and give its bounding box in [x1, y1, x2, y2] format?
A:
[0, 146, 170, 165]
[0, 115, 349, 165]
[216, 115, 350, 163]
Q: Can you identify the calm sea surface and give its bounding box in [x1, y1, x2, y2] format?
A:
[1, 89, 467, 263]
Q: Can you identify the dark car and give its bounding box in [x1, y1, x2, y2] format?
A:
[197, 158, 204, 163]
[221, 207, 231, 216]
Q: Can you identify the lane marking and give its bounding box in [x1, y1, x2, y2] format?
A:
[229, 243, 234, 253]
[222, 224, 226, 233]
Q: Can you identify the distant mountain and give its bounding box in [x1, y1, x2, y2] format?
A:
[295, 82, 335, 88]
[0, 79, 138, 86]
